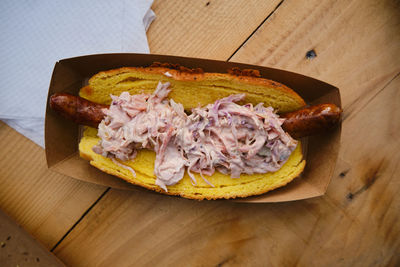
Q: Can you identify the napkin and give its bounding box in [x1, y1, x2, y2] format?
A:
[0, 0, 155, 147]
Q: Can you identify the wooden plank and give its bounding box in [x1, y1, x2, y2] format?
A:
[290, 74, 400, 266]
[52, 189, 321, 266]
[52, 0, 400, 265]
[0, 122, 107, 249]
[148, 0, 282, 59]
[231, 0, 400, 110]
[0, 209, 65, 266]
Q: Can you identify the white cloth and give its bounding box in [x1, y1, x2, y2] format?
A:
[0, 0, 155, 147]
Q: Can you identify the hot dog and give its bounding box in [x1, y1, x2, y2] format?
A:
[281, 104, 342, 138]
[49, 64, 341, 199]
[50, 93, 342, 139]
[50, 93, 107, 128]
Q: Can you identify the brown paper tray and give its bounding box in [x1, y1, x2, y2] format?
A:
[45, 53, 341, 203]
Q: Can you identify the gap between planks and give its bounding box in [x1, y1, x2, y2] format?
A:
[50, 188, 111, 252]
[227, 0, 285, 61]
[49, 0, 287, 251]
[343, 71, 400, 122]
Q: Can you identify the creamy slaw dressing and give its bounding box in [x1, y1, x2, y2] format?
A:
[93, 82, 297, 191]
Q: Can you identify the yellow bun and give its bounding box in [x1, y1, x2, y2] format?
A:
[80, 64, 305, 114]
[80, 127, 305, 200]
[78, 65, 306, 200]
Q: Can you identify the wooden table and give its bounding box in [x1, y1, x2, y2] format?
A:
[1, 0, 399, 266]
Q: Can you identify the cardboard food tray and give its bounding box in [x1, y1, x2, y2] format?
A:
[45, 53, 341, 203]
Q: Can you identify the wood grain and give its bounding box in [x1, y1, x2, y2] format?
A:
[290, 74, 400, 266]
[229, 2, 400, 264]
[0, 209, 64, 266]
[51, 0, 400, 266]
[148, 0, 282, 59]
[0, 122, 107, 249]
[231, 0, 400, 110]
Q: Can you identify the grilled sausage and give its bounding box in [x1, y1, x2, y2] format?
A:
[50, 93, 107, 128]
[50, 93, 342, 138]
[281, 103, 342, 138]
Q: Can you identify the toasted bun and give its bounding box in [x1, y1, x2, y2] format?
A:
[78, 64, 306, 200]
[80, 63, 305, 114]
[80, 127, 305, 200]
